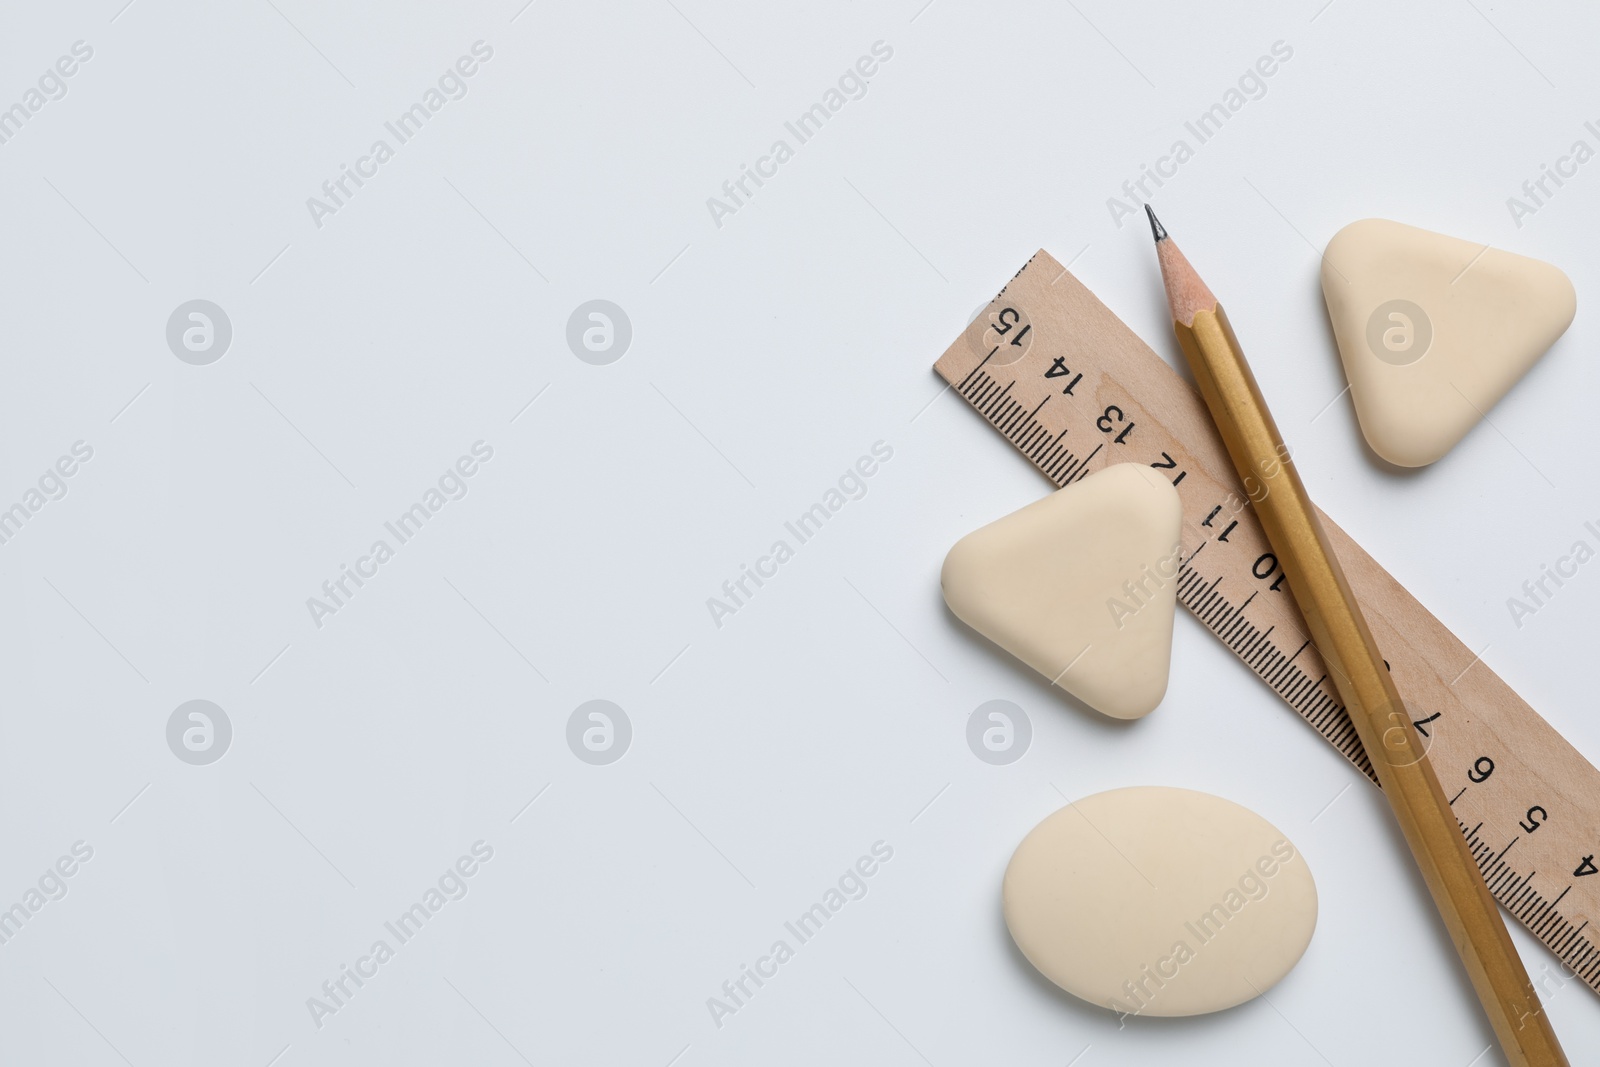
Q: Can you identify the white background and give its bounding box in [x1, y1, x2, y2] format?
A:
[1, 1, 1597, 1064]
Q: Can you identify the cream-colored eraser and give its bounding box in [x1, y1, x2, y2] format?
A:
[940, 463, 1182, 719]
[1321, 218, 1575, 467]
[1004, 786, 1317, 1017]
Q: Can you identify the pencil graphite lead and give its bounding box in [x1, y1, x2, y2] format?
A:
[1144, 204, 1167, 243]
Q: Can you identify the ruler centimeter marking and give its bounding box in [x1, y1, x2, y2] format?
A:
[935, 249, 1600, 995]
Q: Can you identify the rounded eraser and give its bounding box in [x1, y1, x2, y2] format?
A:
[1004, 786, 1318, 1017]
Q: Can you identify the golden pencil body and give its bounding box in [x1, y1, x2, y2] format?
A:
[1172, 304, 1566, 1066]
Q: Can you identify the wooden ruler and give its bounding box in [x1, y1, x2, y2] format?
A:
[935, 249, 1600, 995]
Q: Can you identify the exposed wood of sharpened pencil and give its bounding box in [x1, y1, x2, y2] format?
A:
[1149, 214, 1217, 326]
[1144, 204, 1567, 1067]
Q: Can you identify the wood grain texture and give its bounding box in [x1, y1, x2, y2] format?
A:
[934, 250, 1600, 1001]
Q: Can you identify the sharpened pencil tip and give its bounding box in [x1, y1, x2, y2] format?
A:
[1144, 204, 1167, 243]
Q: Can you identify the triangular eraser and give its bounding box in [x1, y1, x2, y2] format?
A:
[1321, 219, 1575, 467]
[941, 463, 1182, 719]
